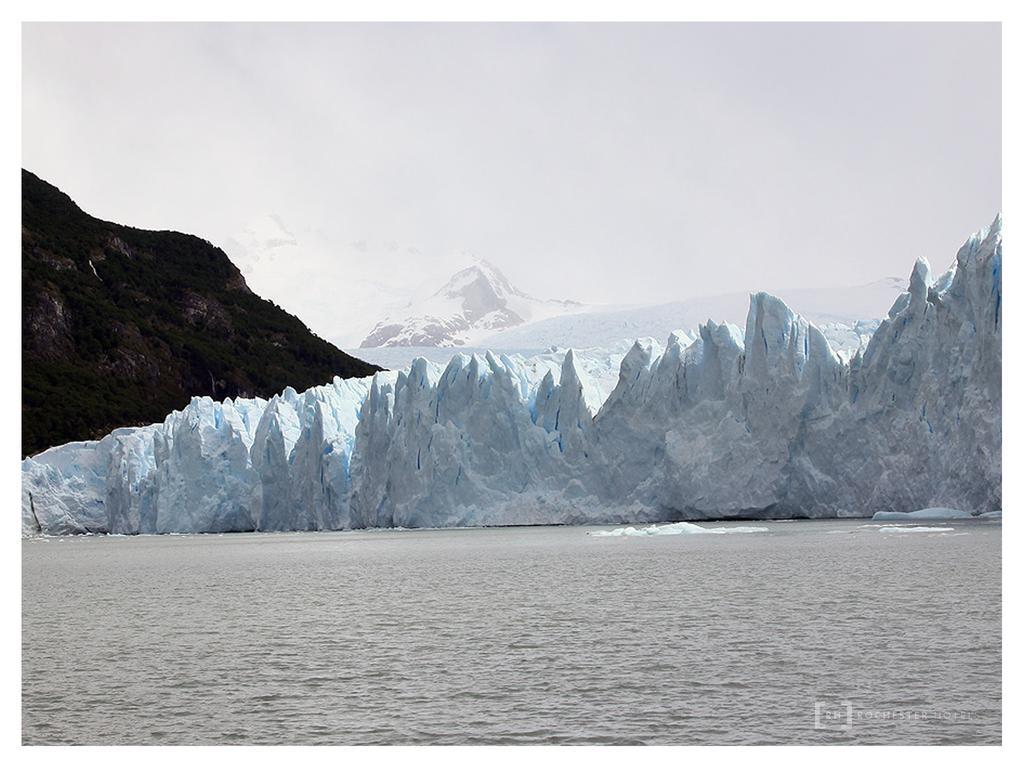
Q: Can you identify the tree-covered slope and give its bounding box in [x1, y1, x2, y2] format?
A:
[22, 169, 379, 456]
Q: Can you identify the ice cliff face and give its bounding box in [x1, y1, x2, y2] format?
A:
[22, 217, 1002, 534]
[23, 376, 380, 535]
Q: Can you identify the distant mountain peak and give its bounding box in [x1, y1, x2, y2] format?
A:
[438, 259, 520, 301]
[360, 260, 584, 348]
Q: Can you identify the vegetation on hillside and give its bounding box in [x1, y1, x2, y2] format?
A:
[22, 169, 379, 456]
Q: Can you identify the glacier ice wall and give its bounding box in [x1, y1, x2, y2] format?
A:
[22, 217, 1002, 534]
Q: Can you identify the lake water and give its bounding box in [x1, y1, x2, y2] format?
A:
[22, 519, 1001, 745]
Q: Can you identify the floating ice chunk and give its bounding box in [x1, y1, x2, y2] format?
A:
[979, 511, 1002, 520]
[590, 521, 769, 536]
[877, 526, 955, 533]
[871, 508, 975, 521]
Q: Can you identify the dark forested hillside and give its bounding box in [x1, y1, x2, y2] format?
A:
[22, 169, 379, 456]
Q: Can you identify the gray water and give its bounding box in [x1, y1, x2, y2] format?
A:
[22, 519, 1001, 745]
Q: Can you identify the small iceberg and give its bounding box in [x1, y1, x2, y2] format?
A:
[871, 507, 975, 521]
[877, 526, 955, 534]
[590, 521, 769, 537]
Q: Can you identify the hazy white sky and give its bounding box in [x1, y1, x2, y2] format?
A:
[23, 22, 1000, 308]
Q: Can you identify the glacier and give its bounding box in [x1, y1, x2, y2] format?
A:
[589, 522, 771, 536]
[871, 508, 977, 521]
[22, 216, 1002, 535]
[876, 526, 956, 534]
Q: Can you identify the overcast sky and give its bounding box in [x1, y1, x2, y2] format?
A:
[23, 23, 1000, 313]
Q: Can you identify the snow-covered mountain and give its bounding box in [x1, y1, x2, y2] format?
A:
[351, 275, 905, 372]
[22, 215, 1002, 534]
[226, 214, 902, 358]
[359, 260, 586, 348]
[357, 257, 906, 363]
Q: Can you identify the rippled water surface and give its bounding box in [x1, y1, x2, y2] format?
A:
[22, 520, 1001, 744]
